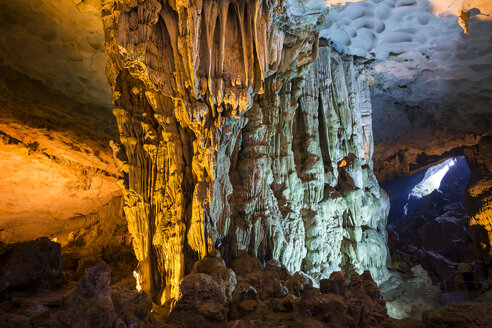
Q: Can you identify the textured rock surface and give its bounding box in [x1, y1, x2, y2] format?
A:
[0, 0, 131, 266]
[0, 0, 110, 106]
[422, 302, 492, 328]
[0, 256, 399, 328]
[0, 237, 62, 293]
[103, 0, 390, 303]
[0, 0, 121, 244]
[2, 254, 492, 328]
[380, 266, 441, 320]
[48, 262, 155, 328]
[464, 136, 492, 253]
[0, 99, 121, 243]
[320, 0, 492, 180]
[384, 157, 491, 288]
[373, 137, 479, 182]
[60, 196, 137, 282]
[298, 46, 390, 284]
[167, 256, 397, 328]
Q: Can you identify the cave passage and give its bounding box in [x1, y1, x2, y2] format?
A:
[382, 156, 492, 296]
[382, 156, 470, 226]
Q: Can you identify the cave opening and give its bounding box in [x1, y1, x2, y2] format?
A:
[382, 156, 490, 297]
[383, 156, 470, 226]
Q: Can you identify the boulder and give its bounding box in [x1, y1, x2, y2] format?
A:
[48, 262, 154, 328]
[381, 266, 441, 320]
[112, 286, 153, 326]
[230, 255, 262, 276]
[168, 273, 228, 327]
[0, 237, 61, 293]
[191, 256, 227, 275]
[48, 262, 117, 327]
[210, 267, 237, 301]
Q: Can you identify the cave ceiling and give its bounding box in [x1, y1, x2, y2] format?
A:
[0, 0, 490, 237]
[2, 0, 489, 149]
[321, 0, 492, 178]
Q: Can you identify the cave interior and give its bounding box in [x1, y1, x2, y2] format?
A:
[0, 0, 491, 327]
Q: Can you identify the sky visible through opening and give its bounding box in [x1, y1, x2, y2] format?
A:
[382, 156, 470, 225]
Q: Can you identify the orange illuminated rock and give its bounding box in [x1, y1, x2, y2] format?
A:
[465, 136, 492, 255]
[0, 0, 121, 244]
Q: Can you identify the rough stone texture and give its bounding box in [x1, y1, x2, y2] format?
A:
[0, 237, 62, 293]
[384, 156, 491, 290]
[0, 3, 133, 273]
[0, 0, 110, 107]
[298, 46, 390, 284]
[168, 273, 229, 326]
[0, 255, 401, 328]
[48, 262, 155, 328]
[191, 256, 237, 301]
[0, 0, 121, 245]
[60, 196, 137, 282]
[320, 0, 492, 181]
[464, 136, 492, 254]
[388, 201, 490, 285]
[380, 266, 441, 320]
[49, 262, 119, 328]
[373, 137, 479, 182]
[0, 102, 121, 243]
[230, 255, 263, 276]
[2, 254, 492, 328]
[422, 302, 492, 328]
[167, 258, 397, 328]
[103, 0, 390, 304]
[102, 0, 325, 303]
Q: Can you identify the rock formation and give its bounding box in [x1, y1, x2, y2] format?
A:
[0, 237, 62, 293]
[48, 262, 154, 328]
[166, 255, 395, 328]
[103, 0, 390, 304]
[464, 136, 492, 254]
[380, 266, 441, 320]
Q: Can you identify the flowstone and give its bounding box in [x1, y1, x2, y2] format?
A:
[103, 0, 390, 303]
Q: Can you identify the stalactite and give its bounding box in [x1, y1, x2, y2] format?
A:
[103, 0, 390, 304]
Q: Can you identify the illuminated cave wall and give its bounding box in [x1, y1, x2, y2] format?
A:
[103, 0, 390, 303]
[465, 136, 492, 253]
[0, 0, 122, 244]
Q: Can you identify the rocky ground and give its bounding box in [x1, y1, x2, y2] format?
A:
[1, 238, 492, 328]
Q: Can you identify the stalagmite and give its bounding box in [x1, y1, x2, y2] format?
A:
[103, 0, 389, 304]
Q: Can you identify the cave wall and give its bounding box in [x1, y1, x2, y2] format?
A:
[103, 0, 390, 303]
[465, 136, 492, 255]
[0, 0, 111, 107]
[0, 0, 122, 244]
[298, 46, 390, 283]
